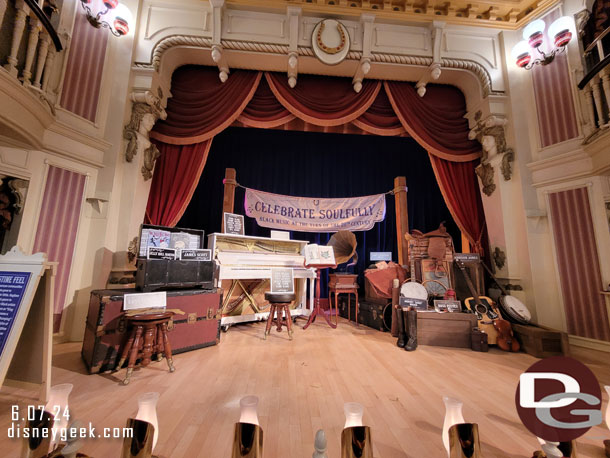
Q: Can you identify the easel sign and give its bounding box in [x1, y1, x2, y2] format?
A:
[223, 212, 245, 235]
[271, 268, 294, 294]
[0, 247, 56, 402]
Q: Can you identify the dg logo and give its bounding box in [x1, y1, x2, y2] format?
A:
[515, 356, 603, 442]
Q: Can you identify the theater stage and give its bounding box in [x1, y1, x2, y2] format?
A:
[1, 319, 609, 457]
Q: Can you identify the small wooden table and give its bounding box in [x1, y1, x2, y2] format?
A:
[116, 311, 175, 385]
[329, 273, 359, 326]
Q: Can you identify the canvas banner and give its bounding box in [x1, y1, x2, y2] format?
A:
[245, 188, 385, 232]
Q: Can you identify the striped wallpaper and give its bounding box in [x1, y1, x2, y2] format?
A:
[548, 187, 610, 342]
[60, 11, 108, 122]
[531, 10, 579, 148]
[33, 166, 86, 333]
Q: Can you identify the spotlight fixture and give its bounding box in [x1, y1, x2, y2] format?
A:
[79, 0, 133, 36]
[511, 16, 575, 69]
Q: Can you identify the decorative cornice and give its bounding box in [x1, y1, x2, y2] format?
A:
[146, 35, 497, 97]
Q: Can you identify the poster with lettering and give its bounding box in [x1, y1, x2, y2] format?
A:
[271, 268, 294, 294]
[0, 272, 31, 358]
[224, 212, 245, 235]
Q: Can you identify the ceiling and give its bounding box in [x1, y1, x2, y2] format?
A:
[226, 0, 560, 29]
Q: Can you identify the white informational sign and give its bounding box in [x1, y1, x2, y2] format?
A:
[370, 251, 392, 261]
[224, 212, 245, 235]
[271, 268, 295, 294]
[0, 246, 56, 402]
[245, 188, 385, 232]
[124, 291, 167, 311]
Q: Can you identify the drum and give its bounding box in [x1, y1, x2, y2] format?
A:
[499, 295, 531, 324]
[400, 281, 428, 300]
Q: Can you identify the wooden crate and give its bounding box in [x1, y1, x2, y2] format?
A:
[512, 323, 570, 358]
[416, 312, 477, 348]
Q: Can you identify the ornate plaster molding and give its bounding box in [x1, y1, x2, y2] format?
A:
[469, 111, 515, 195]
[493, 246, 506, 270]
[7, 178, 28, 214]
[145, 35, 496, 97]
[123, 88, 167, 181]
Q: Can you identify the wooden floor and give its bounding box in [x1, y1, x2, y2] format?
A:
[1, 318, 609, 457]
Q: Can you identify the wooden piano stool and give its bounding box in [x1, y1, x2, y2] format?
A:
[329, 274, 359, 326]
[116, 311, 175, 385]
[264, 292, 296, 340]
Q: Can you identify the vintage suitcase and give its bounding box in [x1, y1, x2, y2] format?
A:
[511, 323, 570, 358]
[81, 288, 222, 374]
[416, 312, 477, 348]
[135, 258, 215, 292]
[338, 298, 391, 331]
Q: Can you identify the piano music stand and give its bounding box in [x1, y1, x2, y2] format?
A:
[303, 263, 337, 330]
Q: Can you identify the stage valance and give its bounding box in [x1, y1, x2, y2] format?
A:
[150, 66, 479, 162]
[147, 65, 487, 253]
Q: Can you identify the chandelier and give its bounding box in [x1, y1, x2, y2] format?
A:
[511, 16, 575, 69]
[79, 0, 133, 37]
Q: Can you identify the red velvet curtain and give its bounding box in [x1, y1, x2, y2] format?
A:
[145, 140, 212, 226]
[265, 72, 380, 126]
[428, 155, 486, 252]
[384, 81, 480, 162]
[146, 66, 487, 249]
[150, 67, 261, 145]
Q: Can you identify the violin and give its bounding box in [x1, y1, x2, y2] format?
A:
[493, 318, 520, 352]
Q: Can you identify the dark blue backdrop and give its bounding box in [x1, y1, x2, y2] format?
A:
[179, 127, 460, 296]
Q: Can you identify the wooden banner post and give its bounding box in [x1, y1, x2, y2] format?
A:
[394, 176, 409, 266]
[221, 168, 237, 232]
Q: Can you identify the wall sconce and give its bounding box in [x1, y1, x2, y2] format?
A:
[511, 16, 575, 69]
[79, 0, 133, 36]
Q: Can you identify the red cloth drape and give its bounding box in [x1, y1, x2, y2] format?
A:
[384, 81, 480, 162]
[428, 154, 486, 253]
[265, 72, 381, 126]
[353, 89, 405, 136]
[150, 66, 261, 145]
[145, 140, 212, 226]
[238, 77, 295, 128]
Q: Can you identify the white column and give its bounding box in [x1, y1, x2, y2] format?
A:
[4, 0, 30, 77]
[22, 16, 42, 84]
[583, 84, 598, 129]
[590, 76, 606, 126]
[600, 67, 610, 123]
[33, 31, 51, 89]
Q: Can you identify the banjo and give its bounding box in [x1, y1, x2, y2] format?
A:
[480, 262, 531, 325]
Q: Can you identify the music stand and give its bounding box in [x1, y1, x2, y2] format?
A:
[303, 262, 337, 330]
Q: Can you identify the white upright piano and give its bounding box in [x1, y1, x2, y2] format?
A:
[208, 233, 316, 329]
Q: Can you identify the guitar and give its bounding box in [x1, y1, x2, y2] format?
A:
[455, 259, 500, 345]
[456, 259, 519, 351]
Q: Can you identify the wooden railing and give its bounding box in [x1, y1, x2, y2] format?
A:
[2, 0, 63, 93]
[578, 27, 610, 131]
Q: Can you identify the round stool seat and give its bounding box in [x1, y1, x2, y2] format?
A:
[265, 292, 296, 303]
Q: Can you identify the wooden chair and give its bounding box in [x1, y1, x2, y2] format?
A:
[116, 311, 175, 385]
[329, 274, 359, 325]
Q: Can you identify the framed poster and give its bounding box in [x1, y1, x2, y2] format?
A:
[271, 268, 295, 294]
[224, 212, 245, 235]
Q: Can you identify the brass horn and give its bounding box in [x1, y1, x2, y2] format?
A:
[327, 231, 358, 265]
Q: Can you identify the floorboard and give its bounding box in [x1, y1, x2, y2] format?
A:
[0, 317, 609, 457]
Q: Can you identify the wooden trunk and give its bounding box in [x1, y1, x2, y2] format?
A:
[82, 288, 222, 373]
[511, 323, 570, 358]
[416, 312, 477, 348]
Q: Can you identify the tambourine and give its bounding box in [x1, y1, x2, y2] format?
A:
[499, 295, 531, 324]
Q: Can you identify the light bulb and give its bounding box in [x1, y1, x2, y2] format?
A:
[239, 396, 259, 425]
[511, 40, 532, 68]
[344, 402, 364, 428]
[523, 19, 546, 47]
[548, 16, 574, 48]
